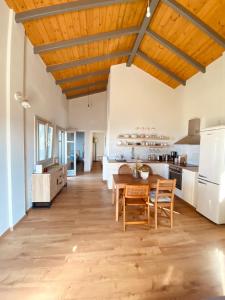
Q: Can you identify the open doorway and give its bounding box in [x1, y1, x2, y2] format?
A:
[76, 131, 85, 175]
[92, 132, 105, 170]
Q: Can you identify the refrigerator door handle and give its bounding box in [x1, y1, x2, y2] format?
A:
[198, 181, 207, 185]
[199, 174, 207, 178]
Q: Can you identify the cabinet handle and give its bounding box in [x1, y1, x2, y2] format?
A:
[198, 181, 206, 185]
[199, 174, 207, 178]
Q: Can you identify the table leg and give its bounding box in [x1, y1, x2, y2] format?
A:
[112, 180, 115, 205]
[115, 186, 120, 222]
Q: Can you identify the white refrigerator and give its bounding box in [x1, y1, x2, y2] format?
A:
[197, 126, 225, 224]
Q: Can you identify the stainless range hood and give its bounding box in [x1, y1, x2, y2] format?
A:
[175, 118, 200, 145]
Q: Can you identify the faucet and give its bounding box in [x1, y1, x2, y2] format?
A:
[131, 147, 135, 159]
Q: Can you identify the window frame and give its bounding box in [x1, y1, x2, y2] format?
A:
[35, 116, 54, 165]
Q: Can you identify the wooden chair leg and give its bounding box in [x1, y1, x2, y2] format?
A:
[155, 204, 158, 229]
[123, 198, 126, 232]
[147, 203, 150, 227]
[170, 203, 174, 228]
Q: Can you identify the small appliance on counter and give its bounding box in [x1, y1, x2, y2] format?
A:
[170, 151, 178, 162]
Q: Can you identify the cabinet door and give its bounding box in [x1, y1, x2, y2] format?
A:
[182, 170, 196, 207]
[197, 180, 220, 223]
[150, 164, 163, 176]
[199, 131, 225, 183]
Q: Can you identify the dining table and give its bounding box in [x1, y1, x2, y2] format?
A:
[112, 174, 165, 222]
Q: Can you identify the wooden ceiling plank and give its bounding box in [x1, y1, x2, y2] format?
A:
[146, 29, 205, 73]
[62, 79, 108, 93]
[15, 0, 137, 23]
[46, 50, 131, 72]
[127, 0, 160, 66]
[162, 0, 225, 49]
[56, 69, 110, 85]
[137, 50, 186, 85]
[67, 88, 107, 99]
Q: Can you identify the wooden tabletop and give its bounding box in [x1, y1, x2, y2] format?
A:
[113, 174, 164, 188]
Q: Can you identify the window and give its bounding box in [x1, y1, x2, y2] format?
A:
[36, 117, 54, 164]
[57, 127, 65, 164]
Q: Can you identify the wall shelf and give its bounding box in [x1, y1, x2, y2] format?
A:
[117, 145, 169, 148]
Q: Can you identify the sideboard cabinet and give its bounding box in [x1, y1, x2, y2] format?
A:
[32, 165, 67, 207]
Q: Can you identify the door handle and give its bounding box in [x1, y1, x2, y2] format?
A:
[198, 181, 206, 185]
[199, 174, 207, 178]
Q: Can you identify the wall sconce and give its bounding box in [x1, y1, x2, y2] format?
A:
[14, 91, 31, 109]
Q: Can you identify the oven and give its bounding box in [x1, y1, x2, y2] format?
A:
[169, 165, 182, 190]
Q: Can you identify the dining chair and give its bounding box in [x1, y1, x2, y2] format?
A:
[123, 184, 150, 232]
[150, 179, 176, 229]
[142, 164, 153, 175]
[118, 164, 132, 174]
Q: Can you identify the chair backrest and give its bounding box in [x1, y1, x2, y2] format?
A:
[124, 184, 149, 199]
[118, 164, 132, 175]
[155, 179, 176, 202]
[142, 164, 153, 175]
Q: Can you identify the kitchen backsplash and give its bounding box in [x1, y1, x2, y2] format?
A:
[172, 144, 200, 165]
[109, 144, 200, 166]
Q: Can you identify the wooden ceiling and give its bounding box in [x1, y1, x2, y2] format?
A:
[5, 0, 225, 99]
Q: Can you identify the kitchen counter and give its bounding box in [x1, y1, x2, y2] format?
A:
[107, 159, 199, 173]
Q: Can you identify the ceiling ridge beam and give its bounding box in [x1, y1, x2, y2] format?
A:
[67, 88, 107, 100]
[15, 0, 136, 23]
[62, 80, 108, 93]
[56, 69, 110, 85]
[146, 29, 206, 73]
[162, 0, 225, 49]
[127, 0, 160, 66]
[137, 51, 186, 86]
[34, 27, 140, 54]
[47, 50, 131, 72]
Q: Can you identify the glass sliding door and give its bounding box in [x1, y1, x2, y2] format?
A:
[66, 131, 76, 176]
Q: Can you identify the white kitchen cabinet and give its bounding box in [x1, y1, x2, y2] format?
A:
[150, 163, 168, 178]
[182, 169, 198, 207]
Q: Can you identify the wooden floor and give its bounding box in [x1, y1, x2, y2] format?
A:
[1, 163, 225, 300]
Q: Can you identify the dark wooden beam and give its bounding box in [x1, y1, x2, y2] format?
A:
[127, 0, 160, 66]
[15, 0, 136, 23]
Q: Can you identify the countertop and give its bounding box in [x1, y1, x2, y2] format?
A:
[107, 159, 199, 173]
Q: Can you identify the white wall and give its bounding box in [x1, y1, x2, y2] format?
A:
[68, 92, 107, 131]
[68, 92, 107, 171]
[172, 54, 225, 165]
[0, 2, 68, 235]
[0, 1, 10, 235]
[25, 39, 68, 208]
[177, 54, 225, 130]
[107, 64, 182, 160]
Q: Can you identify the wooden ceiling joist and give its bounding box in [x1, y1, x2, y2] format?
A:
[15, 0, 136, 23]
[56, 69, 110, 85]
[67, 88, 107, 100]
[62, 80, 108, 94]
[162, 0, 225, 49]
[47, 50, 131, 72]
[127, 0, 160, 66]
[137, 51, 186, 86]
[146, 29, 206, 73]
[34, 27, 140, 54]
